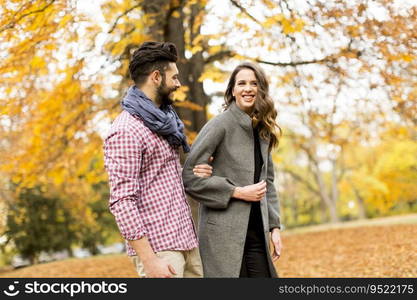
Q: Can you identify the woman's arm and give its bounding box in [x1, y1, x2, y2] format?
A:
[183, 118, 267, 209]
[266, 152, 283, 261]
[266, 152, 281, 230]
[182, 121, 236, 209]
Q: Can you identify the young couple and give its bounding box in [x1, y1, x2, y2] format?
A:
[104, 41, 282, 278]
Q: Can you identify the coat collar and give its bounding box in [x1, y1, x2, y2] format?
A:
[228, 101, 271, 158]
[228, 101, 253, 131]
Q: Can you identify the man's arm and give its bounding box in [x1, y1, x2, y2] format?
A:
[129, 238, 176, 278]
[105, 130, 175, 277]
[104, 130, 147, 241]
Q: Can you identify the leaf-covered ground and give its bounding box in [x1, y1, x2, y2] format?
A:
[1, 223, 416, 278]
[276, 223, 417, 277]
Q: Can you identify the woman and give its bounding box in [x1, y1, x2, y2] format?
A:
[182, 62, 282, 278]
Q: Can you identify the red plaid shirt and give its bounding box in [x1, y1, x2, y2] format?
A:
[104, 110, 198, 256]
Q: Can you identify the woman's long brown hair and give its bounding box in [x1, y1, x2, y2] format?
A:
[223, 62, 281, 150]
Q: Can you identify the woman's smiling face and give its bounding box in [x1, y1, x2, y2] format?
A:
[232, 68, 258, 114]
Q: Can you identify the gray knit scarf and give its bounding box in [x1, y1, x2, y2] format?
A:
[121, 85, 190, 153]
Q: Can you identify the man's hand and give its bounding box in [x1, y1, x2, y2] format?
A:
[270, 228, 282, 261]
[232, 180, 267, 202]
[142, 255, 177, 278]
[193, 157, 214, 178]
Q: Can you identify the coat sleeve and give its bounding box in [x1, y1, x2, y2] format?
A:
[266, 152, 281, 230]
[182, 120, 236, 209]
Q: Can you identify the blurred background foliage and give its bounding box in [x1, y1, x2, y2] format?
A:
[0, 0, 416, 266]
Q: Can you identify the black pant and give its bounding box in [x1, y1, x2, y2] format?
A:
[239, 227, 271, 277]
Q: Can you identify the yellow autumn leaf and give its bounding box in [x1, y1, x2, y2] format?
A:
[30, 56, 46, 69]
[172, 11, 180, 18]
[400, 54, 414, 62]
[172, 86, 189, 101]
[174, 100, 203, 111]
[190, 44, 203, 54]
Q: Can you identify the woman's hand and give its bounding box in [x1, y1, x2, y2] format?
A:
[232, 180, 266, 202]
[270, 228, 282, 261]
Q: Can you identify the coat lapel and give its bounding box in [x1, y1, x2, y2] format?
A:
[260, 138, 269, 165]
[229, 101, 270, 173]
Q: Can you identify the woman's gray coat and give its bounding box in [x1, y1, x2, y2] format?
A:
[182, 101, 281, 278]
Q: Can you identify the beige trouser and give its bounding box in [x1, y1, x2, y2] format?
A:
[131, 247, 203, 278]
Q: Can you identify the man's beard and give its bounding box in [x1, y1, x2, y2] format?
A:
[156, 80, 177, 107]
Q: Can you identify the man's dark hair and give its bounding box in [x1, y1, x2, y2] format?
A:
[129, 41, 178, 86]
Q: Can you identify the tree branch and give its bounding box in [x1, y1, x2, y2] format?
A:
[255, 56, 329, 66]
[204, 50, 235, 64]
[229, 0, 263, 25]
[205, 47, 359, 67]
[229, 0, 361, 67]
[107, 3, 142, 34]
[0, 0, 56, 33]
[253, 46, 361, 66]
[282, 168, 321, 196]
[204, 50, 339, 67]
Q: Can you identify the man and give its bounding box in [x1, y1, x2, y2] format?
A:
[104, 41, 211, 278]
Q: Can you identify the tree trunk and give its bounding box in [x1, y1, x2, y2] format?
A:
[312, 163, 339, 223]
[330, 159, 340, 219]
[305, 147, 340, 224]
[353, 186, 367, 220]
[142, 0, 209, 225]
[143, 0, 208, 134]
[28, 254, 39, 266]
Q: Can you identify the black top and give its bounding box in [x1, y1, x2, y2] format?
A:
[247, 127, 264, 232]
[253, 127, 263, 183]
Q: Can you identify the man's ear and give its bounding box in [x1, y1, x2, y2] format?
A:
[150, 70, 161, 85]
